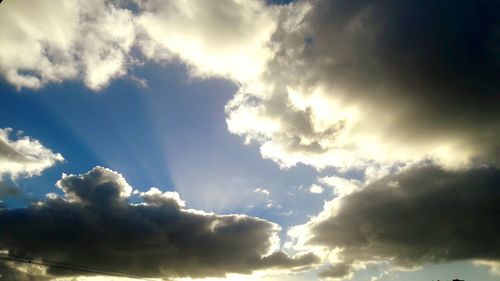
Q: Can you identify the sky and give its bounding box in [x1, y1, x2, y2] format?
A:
[0, 0, 498, 281]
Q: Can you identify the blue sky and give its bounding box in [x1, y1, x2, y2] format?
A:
[0, 62, 325, 225]
[0, 0, 499, 280]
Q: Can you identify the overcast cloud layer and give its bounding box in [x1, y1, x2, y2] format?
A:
[0, 167, 317, 280]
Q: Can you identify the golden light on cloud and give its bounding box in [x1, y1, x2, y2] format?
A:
[0, 0, 498, 280]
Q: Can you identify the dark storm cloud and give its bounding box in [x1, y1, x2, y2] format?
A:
[305, 0, 499, 126]
[0, 167, 318, 279]
[307, 165, 500, 277]
[227, 0, 500, 168]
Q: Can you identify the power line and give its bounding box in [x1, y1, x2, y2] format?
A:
[0, 253, 154, 280]
[5, 253, 141, 277]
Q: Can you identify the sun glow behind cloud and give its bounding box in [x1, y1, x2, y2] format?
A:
[0, 0, 499, 280]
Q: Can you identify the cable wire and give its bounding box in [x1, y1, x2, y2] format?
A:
[0, 253, 154, 280]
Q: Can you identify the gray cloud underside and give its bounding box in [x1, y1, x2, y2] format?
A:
[317, 263, 352, 279]
[308, 165, 500, 277]
[0, 167, 318, 279]
[0, 181, 19, 200]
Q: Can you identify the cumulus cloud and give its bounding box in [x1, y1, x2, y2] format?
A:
[0, 0, 136, 90]
[2, 2, 499, 278]
[2, 0, 498, 171]
[55, 167, 133, 205]
[0, 166, 318, 280]
[0, 0, 276, 91]
[0, 128, 63, 179]
[226, 0, 500, 171]
[319, 176, 361, 197]
[136, 0, 277, 83]
[290, 165, 500, 278]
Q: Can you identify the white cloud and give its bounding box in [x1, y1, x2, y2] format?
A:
[319, 176, 361, 197]
[0, 0, 277, 92]
[140, 187, 186, 207]
[0, 0, 135, 91]
[0, 128, 64, 179]
[77, 0, 136, 90]
[308, 184, 323, 194]
[136, 0, 277, 83]
[254, 187, 271, 196]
